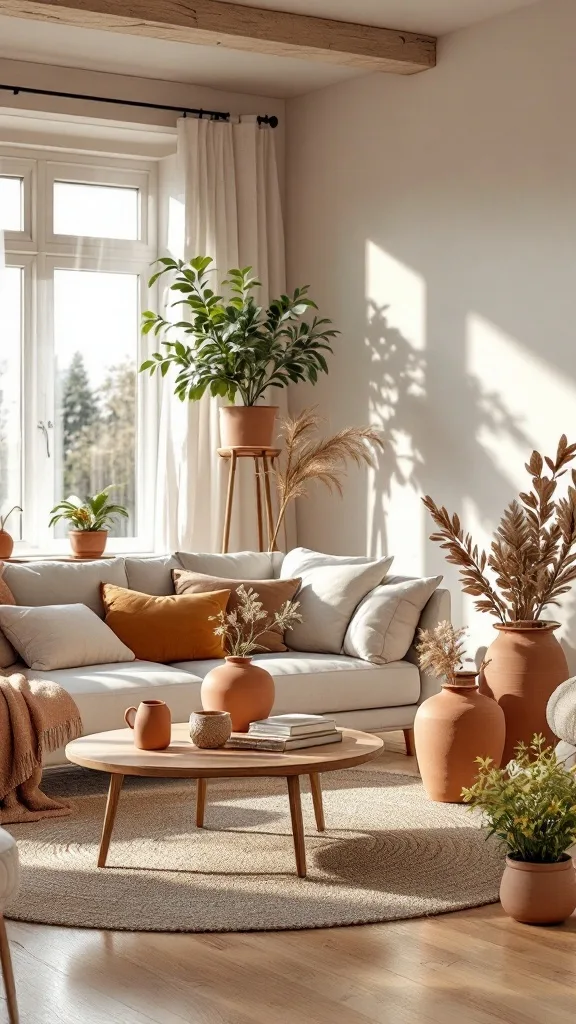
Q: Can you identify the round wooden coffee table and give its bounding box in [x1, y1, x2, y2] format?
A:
[66, 725, 383, 878]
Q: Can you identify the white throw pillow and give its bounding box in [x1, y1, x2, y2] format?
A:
[0, 603, 135, 672]
[288, 557, 394, 655]
[343, 575, 443, 665]
[177, 550, 284, 581]
[1, 557, 128, 617]
[281, 547, 379, 579]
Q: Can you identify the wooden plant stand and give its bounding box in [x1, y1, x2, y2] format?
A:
[218, 446, 281, 553]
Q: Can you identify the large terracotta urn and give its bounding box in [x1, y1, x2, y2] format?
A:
[201, 656, 275, 732]
[414, 671, 506, 803]
[219, 406, 278, 448]
[479, 622, 568, 766]
[500, 855, 576, 925]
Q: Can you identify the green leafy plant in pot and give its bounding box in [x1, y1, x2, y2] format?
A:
[423, 435, 576, 764]
[49, 489, 128, 559]
[463, 735, 576, 924]
[0, 506, 23, 559]
[140, 256, 339, 448]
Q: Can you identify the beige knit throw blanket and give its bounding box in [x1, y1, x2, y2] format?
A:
[0, 673, 82, 824]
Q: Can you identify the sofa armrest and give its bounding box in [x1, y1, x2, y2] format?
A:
[405, 587, 451, 705]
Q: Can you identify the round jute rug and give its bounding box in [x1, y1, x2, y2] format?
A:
[5, 767, 503, 932]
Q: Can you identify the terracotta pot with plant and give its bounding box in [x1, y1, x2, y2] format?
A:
[201, 584, 301, 731]
[140, 257, 339, 448]
[463, 735, 576, 924]
[423, 435, 576, 765]
[414, 622, 505, 802]
[0, 506, 23, 559]
[49, 489, 128, 559]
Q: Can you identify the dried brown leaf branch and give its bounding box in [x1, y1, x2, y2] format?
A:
[415, 621, 468, 684]
[270, 408, 385, 550]
[423, 434, 576, 622]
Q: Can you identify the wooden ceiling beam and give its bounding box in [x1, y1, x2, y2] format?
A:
[0, 0, 437, 74]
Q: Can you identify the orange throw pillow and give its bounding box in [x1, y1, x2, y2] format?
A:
[101, 584, 230, 663]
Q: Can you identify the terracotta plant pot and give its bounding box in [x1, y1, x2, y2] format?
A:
[500, 854, 576, 924]
[219, 406, 278, 448]
[124, 700, 172, 750]
[189, 710, 232, 749]
[201, 656, 275, 732]
[479, 622, 568, 766]
[69, 530, 108, 559]
[0, 531, 14, 559]
[414, 671, 506, 803]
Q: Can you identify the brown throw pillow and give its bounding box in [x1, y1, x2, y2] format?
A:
[172, 570, 301, 654]
[101, 584, 230, 663]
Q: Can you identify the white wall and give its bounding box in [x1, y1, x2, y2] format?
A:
[285, 0, 576, 667]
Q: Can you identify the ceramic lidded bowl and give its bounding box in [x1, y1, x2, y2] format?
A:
[189, 710, 232, 749]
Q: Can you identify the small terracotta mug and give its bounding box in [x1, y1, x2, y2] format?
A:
[124, 700, 171, 750]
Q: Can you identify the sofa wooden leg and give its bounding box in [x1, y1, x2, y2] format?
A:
[403, 728, 415, 757]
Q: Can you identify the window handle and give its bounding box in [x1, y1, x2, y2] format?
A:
[37, 420, 53, 458]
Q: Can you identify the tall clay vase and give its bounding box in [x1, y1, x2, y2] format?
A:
[479, 622, 568, 766]
[201, 656, 275, 732]
[414, 671, 506, 803]
[124, 699, 172, 750]
[500, 855, 576, 925]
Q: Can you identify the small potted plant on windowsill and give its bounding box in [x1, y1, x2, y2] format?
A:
[463, 735, 576, 924]
[0, 506, 23, 559]
[49, 489, 128, 559]
[140, 256, 339, 448]
[201, 584, 301, 731]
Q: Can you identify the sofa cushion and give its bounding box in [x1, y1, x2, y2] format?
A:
[173, 570, 301, 653]
[0, 567, 17, 669]
[177, 550, 282, 580]
[171, 652, 420, 715]
[18, 661, 204, 758]
[281, 547, 383, 578]
[286, 557, 394, 655]
[1, 557, 128, 616]
[0, 603, 135, 671]
[124, 554, 183, 596]
[344, 575, 443, 665]
[102, 584, 230, 663]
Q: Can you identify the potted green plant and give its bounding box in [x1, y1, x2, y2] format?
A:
[140, 256, 339, 448]
[201, 584, 301, 731]
[414, 622, 505, 802]
[0, 506, 23, 559]
[463, 735, 576, 924]
[423, 435, 576, 764]
[49, 489, 128, 559]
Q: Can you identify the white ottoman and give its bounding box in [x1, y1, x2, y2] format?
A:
[0, 829, 19, 1023]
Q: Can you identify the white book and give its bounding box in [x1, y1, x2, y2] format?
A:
[249, 714, 337, 737]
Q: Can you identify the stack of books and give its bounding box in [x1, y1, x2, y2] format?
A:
[226, 714, 342, 751]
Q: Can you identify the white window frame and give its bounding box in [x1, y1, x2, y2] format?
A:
[1, 144, 159, 556]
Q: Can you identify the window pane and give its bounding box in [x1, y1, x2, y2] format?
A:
[0, 177, 23, 232]
[54, 269, 139, 538]
[53, 181, 139, 240]
[0, 266, 22, 535]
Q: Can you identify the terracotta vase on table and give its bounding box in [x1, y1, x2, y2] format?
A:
[414, 670, 506, 803]
[479, 622, 568, 766]
[201, 656, 275, 732]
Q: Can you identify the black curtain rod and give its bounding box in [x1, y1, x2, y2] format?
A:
[0, 83, 279, 127]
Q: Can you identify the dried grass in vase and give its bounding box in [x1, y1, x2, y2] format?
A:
[415, 621, 469, 685]
[270, 408, 384, 550]
[423, 435, 576, 625]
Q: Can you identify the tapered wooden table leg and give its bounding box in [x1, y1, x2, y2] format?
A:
[309, 773, 325, 832]
[222, 450, 238, 553]
[403, 728, 415, 757]
[262, 453, 276, 550]
[287, 775, 307, 878]
[254, 457, 264, 551]
[0, 915, 18, 1024]
[98, 773, 124, 868]
[196, 778, 207, 828]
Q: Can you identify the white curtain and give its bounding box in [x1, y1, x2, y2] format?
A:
[154, 116, 286, 553]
